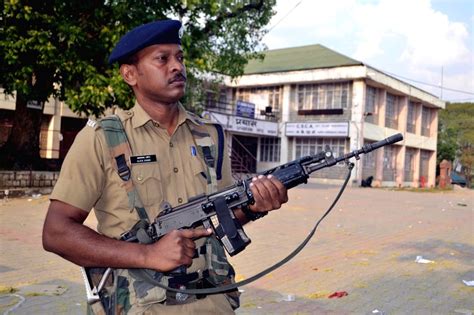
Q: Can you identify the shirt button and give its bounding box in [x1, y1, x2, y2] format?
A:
[169, 142, 174, 147]
[137, 175, 143, 181]
[173, 167, 178, 173]
[178, 198, 183, 203]
[153, 122, 159, 127]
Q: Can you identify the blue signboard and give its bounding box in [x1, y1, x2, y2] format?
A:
[235, 100, 255, 119]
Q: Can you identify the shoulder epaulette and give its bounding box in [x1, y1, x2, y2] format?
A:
[87, 119, 98, 129]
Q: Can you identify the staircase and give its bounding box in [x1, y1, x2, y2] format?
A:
[229, 136, 257, 181]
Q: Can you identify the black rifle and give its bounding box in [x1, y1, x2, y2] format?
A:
[82, 133, 403, 304]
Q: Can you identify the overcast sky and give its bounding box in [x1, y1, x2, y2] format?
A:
[262, 0, 474, 103]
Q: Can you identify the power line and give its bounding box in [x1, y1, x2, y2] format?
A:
[267, 1, 303, 33]
[263, 2, 473, 97]
[381, 70, 474, 96]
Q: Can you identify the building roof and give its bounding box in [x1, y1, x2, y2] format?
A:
[244, 44, 363, 74]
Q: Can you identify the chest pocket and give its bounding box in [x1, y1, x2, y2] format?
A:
[187, 122, 224, 195]
[190, 155, 208, 196]
[132, 163, 163, 209]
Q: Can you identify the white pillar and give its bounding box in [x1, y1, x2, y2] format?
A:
[44, 98, 61, 159]
[350, 80, 365, 183]
[280, 84, 291, 163]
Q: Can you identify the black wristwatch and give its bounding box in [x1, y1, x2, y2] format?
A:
[241, 204, 268, 221]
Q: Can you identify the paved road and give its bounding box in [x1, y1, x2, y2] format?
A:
[0, 183, 472, 314]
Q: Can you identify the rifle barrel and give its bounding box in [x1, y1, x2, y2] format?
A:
[308, 133, 404, 173]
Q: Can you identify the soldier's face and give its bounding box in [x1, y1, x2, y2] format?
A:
[127, 44, 187, 104]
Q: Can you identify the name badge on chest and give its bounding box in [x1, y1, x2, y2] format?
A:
[130, 155, 157, 164]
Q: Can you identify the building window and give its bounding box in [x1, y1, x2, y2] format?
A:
[205, 89, 229, 112]
[260, 137, 280, 162]
[420, 150, 431, 181]
[407, 101, 417, 134]
[383, 145, 398, 181]
[297, 82, 351, 110]
[362, 141, 376, 169]
[385, 93, 399, 129]
[405, 147, 416, 181]
[268, 86, 282, 112]
[362, 140, 376, 179]
[295, 138, 347, 158]
[421, 106, 432, 136]
[295, 138, 348, 179]
[365, 86, 377, 124]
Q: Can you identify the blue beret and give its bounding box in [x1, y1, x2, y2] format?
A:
[109, 19, 183, 64]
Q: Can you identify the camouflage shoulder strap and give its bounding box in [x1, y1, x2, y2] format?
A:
[98, 115, 150, 223]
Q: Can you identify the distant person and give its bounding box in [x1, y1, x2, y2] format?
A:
[361, 176, 374, 187]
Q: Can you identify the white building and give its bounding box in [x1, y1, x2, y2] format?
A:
[205, 44, 444, 187]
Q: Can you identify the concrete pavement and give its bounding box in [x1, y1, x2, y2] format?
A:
[0, 183, 473, 314]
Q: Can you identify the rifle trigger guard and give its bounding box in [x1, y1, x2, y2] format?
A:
[137, 228, 153, 244]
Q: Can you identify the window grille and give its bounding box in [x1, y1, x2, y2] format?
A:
[407, 101, 416, 133]
[383, 145, 397, 181]
[404, 147, 416, 181]
[385, 93, 398, 129]
[365, 86, 377, 123]
[421, 106, 431, 136]
[297, 82, 351, 110]
[259, 137, 281, 162]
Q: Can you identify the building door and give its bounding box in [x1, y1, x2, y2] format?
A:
[231, 135, 258, 174]
[419, 150, 431, 187]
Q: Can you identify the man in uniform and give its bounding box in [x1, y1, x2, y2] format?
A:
[43, 19, 288, 314]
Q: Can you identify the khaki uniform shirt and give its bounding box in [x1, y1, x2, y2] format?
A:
[52, 103, 237, 312]
[51, 102, 233, 237]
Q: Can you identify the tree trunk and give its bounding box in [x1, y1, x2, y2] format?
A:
[0, 93, 44, 170]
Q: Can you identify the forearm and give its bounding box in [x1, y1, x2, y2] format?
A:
[43, 200, 213, 272]
[43, 200, 150, 269]
[43, 220, 148, 269]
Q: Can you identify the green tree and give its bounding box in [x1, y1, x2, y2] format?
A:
[437, 102, 474, 187]
[0, 0, 275, 169]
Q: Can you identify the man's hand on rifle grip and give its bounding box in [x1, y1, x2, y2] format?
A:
[248, 174, 288, 213]
[143, 227, 212, 272]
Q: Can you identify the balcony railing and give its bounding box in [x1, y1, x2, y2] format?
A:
[204, 99, 280, 121]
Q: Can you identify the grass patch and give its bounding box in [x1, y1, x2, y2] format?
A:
[0, 286, 17, 294]
[25, 292, 47, 297]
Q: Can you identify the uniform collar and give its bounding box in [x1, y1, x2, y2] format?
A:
[130, 102, 202, 129]
[130, 102, 151, 128]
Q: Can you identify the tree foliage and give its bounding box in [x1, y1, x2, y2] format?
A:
[0, 0, 275, 169]
[437, 102, 474, 187]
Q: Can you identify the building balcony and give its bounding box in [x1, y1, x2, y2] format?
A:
[203, 99, 280, 122]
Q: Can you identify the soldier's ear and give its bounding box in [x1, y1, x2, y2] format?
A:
[120, 64, 137, 87]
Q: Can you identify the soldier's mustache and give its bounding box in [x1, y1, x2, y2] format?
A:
[169, 73, 187, 83]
